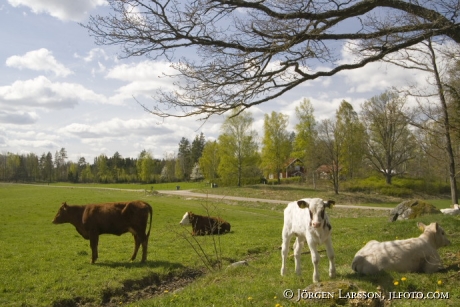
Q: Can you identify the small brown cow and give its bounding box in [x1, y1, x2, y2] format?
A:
[179, 211, 231, 236]
[52, 200, 153, 264]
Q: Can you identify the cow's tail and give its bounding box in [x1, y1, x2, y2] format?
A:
[146, 202, 153, 238]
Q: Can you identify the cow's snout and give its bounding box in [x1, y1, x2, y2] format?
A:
[311, 221, 321, 228]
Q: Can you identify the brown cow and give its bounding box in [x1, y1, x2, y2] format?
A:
[52, 200, 153, 264]
[179, 211, 231, 235]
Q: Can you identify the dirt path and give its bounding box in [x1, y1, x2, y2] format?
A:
[13, 183, 391, 211]
[157, 189, 392, 211]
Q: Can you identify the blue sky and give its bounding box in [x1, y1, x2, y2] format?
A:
[0, 1, 426, 162]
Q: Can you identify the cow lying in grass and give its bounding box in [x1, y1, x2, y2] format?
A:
[53, 200, 153, 264]
[352, 222, 451, 274]
[440, 204, 460, 215]
[179, 211, 231, 235]
[280, 198, 336, 283]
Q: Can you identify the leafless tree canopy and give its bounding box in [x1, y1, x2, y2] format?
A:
[85, 0, 460, 119]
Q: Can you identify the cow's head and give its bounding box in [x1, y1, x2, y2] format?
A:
[52, 202, 70, 224]
[418, 222, 451, 248]
[179, 211, 193, 225]
[297, 198, 334, 229]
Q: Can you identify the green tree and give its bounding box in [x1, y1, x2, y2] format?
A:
[218, 109, 259, 186]
[68, 162, 79, 183]
[24, 153, 39, 182]
[39, 152, 53, 183]
[6, 153, 20, 181]
[292, 98, 317, 185]
[80, 164, 94, 183]
[54, 148, 68, 181]
[95, 154, 110, 183]
[261, 111, 291, 184]
[174, 158, 184, 181]
[137, 150, 156, 183]
[335, 100, 366, 179]
[199, 141, 220, 184]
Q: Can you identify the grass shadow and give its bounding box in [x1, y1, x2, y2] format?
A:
[95, 259, 185, 270]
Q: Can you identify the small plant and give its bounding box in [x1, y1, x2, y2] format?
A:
[176, 200, 226, 272]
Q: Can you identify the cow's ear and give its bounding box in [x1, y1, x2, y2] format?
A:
[325, 200, 335, 208]
[417, 222, 426, 232]
[62, 202, 68, 209]
[297, 200, 309, 209]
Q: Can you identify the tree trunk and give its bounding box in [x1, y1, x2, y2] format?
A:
[385, 173, 392, 185]
[428, 40, 459, 205]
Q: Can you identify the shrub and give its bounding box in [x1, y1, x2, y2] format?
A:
[341, 176, 456, 197]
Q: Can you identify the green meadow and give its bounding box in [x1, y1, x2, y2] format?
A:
[0, 183, 459, 306]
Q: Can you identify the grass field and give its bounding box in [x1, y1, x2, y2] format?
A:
[0, 183, 459, 306]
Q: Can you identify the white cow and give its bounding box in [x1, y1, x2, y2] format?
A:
[440, 204, 460, 215]
[280, 198, 336, 283]
[352, 222, 451, 274]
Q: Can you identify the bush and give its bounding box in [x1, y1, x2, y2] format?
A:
[342, 176, 454, 197]
[266, 176, 303, 185]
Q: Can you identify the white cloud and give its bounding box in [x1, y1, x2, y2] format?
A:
[61, 117, 172, 139]
[8, 138, 59, 149]
[7, 0, 107, 22]
[91, 61, 106, 77]
[338, 41, 431, 94]
[6, 48, 73, 77]
[107, 60, 176, 82]
[74, 48, 110, 63]
[0, 76, 107, 110]
[106, 60, 178, 104]
[0, 111, 39, 124]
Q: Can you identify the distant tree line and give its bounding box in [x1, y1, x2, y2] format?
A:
[3, 51, 460, 204]
[0, 133, 207, 185]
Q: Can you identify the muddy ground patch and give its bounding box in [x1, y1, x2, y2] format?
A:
[52, 268, 204, 307]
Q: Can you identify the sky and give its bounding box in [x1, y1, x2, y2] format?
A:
[0, 0, 429, 163]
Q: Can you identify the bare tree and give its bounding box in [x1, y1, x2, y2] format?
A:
[361, 90, 416, 184]
[85, 0, 460, 119]
[385, 39, 460, 204]
[317, 118, 341, 194]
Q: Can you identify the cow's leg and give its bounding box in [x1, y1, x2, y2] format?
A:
[325, 237, 336, 278]
[280, 230, 292, 276]
[131, 234, 142, 261]
[89, 233, 99, 264]
[307, 239, 320, 282]
[422, 253, 443, 273]
[293, 237, 304, 276]
[140, 233, 149, 263]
